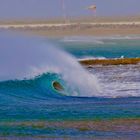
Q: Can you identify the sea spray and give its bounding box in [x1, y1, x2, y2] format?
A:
[0, 31, 99, 97]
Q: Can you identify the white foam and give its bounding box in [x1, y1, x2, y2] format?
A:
[92, 64, 140, 97]
[78, 56, 106, 61]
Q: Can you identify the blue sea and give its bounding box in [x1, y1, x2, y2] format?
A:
[0, 32, 140, 139]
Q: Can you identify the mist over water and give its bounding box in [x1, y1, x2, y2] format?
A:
[0, 31, 99, 97]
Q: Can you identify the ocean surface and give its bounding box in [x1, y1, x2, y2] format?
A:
[58, 36, 140, 59]
[0, 32, 140, 139]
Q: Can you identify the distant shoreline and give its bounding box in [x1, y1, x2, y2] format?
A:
[0, 16, 140, 37]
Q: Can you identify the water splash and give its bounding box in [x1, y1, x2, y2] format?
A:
[0, 31, 99, 97]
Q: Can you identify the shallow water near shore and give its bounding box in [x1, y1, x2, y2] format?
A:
[58, 35, 140, 59]
[0, 33, 140, 139]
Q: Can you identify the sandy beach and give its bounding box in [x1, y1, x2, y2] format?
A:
[0, 17, 140, 37]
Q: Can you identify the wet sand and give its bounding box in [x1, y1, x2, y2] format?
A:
[80, 58, 140, 66]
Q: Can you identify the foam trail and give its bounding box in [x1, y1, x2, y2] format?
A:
[0, 31, 99, 97]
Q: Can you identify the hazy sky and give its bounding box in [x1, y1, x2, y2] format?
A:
[0, 0, 140, 20]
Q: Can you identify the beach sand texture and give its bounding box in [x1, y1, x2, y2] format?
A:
[0, 16, 140, 37]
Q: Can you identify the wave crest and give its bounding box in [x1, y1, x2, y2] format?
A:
[0, 31, 99, 97]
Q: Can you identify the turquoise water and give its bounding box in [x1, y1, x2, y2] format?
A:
[1, 73, 139, 121]
[0, 73, 140, 138]
[0, 33, 140, 139]
[58, 36, 140, 59]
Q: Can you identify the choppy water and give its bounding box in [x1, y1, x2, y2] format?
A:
[91, 64, 140, 97]
[0, 32, 140, 139]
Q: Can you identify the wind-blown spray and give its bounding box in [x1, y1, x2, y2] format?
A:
[0, 31, 99, 97]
